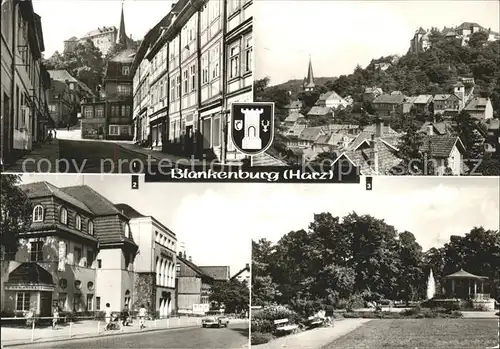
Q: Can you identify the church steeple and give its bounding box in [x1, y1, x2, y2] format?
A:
[304, 55, 315, 92]
[117, 2, 128, 47]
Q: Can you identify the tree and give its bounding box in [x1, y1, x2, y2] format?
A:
[397, 231, 425, 303]
[252, 239, 280, 306]
[1, 175, 32, 259]
[210, 279, 249, 313]
[394, 117, 426, 175]
[468, 31, 489, 49]
[453, 110, 484, 171]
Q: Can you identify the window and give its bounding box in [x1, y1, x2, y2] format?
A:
[87, 250, 94, 267]
[84, 106, 93, 118]
[95, 106, 104, 117]
[58, 293, 67, 310]
[211, 45, 220, 80]
[97, 259, 102, 268]
[124, 223, 130, 238]
[183, 70, 188, 95]
[1, 0, 12, 43]
[202, 54, 209, 85]
[201, 4, 208, 31]
[69, 83, 75, 90]
[122, 66, 130, 75]
[111, 105, 120, 117]
[109, 125, 120, 135]
[176, 76, 181, 99]
[228, 0, 240, 15]
[74, 280, 82, 289]
[87, 281, 94, 291]
[160, 79, 164, 99]
[88, 221, 94, 235]
[60, 207, 68, 224]
[117, 85, 131, 96]
[121, 105, 131, 117]
[210, 0, 220, 22]
[170, 78, 176, 100]
[74, 247, 82, 265]
[124, 290, 131, 307]
[96, 297, 101, 310]
[244, 36, 253, 73]
[16, 292, 30, 311]
[30, 241, 43, 262]
[86, 294, 94, 311]
[75, 215, 82, 230]
[59, 278, 68, 289]
[32, 205, 44, 222]
[190, 65, 196, 91]
[73, 293, 81, 312]
[176, 262, 180, 273]
[229, 45, 240, 79]
[49, 104, 56, 112]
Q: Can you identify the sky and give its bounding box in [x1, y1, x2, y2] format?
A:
[33, 0, 175, 57]
[19, 175, 500, 259]
[18, 173, 251, 277]
[255, 0, 500, 85]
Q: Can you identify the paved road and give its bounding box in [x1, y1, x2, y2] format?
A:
[16, 322, 249, 349]
[58, 140, 154, 173]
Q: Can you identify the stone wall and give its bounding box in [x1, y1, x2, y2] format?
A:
[134, 272, 156, 314]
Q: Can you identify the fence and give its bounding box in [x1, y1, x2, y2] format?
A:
[0, 314, 202, 346]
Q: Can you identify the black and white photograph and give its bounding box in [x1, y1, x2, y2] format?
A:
[1, 0, 254, 173]
[0, 174, 250, 348]
[250, 177, 500, 348]
[254, 1, 500, 175]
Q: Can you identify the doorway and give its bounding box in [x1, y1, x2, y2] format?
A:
[40, 292, 52, 317]
[185, 125, 194, 155]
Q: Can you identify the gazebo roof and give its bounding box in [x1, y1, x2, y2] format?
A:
[443, 268, 488, 280]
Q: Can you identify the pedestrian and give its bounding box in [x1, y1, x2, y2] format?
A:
[121, 304, 130, 327]
[104, 303, 112, 331]
[138, 304, 147, 330]
[52, 307, 59, 330]
[67, 123, 70, 131]
[53, 129, 57, 139]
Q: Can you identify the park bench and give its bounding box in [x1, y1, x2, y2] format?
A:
[306, 315, 324, 328]
[273, 318, 299, 334]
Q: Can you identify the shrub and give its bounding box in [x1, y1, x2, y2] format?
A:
[401, 306, 421, 316]
[343, 313, 360, 318]
[251, 332, 273, 345]
[251, 319, 274, 333]
[252, 305, 299, 324]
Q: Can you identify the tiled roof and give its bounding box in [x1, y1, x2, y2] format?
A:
[344, 138, 400, 175]
[456, 22, 483, 30]
[178, 255, 213, 279]
[252, 152, 287, 166]
[284, 112, 304, 123]
[373, 94, 405, 104]
[420, 135, 464, 158]
[7, 262, 54, 285]
[318, 90, 344, 102]
[115, 203, 146, 218]
[443, 268, 487, 279]
[300, 127, 324, 141]
[48, 70, 78, 83]
[109, 48, 136, 63]
[20, 182, 93, 215]
[65, 36, 78, 42]
[83, 26, 117, 38]
[464, 97, 490, 111]
[307, 106, 332, 116]
[199, 266, 230, 281]
[285, 100, 302, 109]
[433, 94, 451, 101]
[286, 123, 307, 136]
[414, 95, 433, 104]
[315, 135, 331, 144]
[60, 186, 123, 216]
[419, 121, 454, 136]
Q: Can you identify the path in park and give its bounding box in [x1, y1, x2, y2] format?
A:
[256, 318, 371, 349]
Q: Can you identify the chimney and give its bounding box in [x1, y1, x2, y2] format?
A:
[245, 263, 250, 270]
[178, 251, 182, 257]
[171, 3, 176, 9]
[427, 125, 433, 136]
[188, 256, 192, 262]
[183, 251, 186, 259]
[370, 134, 379, 173]
[375, 119, 383, 138]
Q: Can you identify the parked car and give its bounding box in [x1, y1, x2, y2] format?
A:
[201, 312, 229, 328]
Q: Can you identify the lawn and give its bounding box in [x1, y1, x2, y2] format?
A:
[322, 319, 498, 349]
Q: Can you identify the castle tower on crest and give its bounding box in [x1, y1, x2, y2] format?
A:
[303, 56, 315, 92]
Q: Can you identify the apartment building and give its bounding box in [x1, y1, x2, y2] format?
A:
[116, 203, 178, 318]
[130, 0, 253, 161]
[1, 0, 53, 165]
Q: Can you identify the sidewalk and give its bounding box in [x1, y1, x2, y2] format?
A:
[255, 319, 371, 349]
[1, 316, 203, 347]
[462, 311, 499, 318]
[4, 141, 61, 173]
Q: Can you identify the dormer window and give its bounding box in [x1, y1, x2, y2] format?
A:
[60, 207, 68, 225]
[122, 66, 130, 76]
[75, 215, 82, 230]
[33, 205, 44, 222]
[88, 221, 94, 235]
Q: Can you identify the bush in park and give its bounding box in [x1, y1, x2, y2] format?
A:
[251, 332, 273, 345]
